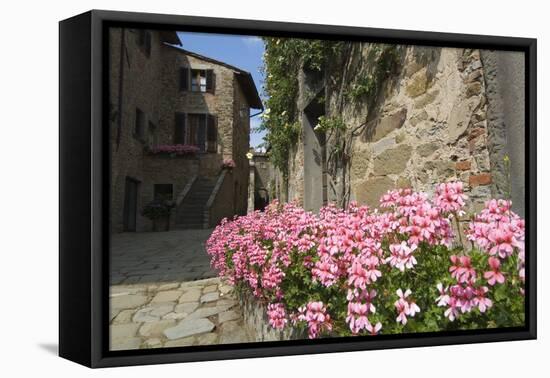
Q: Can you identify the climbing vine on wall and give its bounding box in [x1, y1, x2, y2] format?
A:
[258, 37, 343, 175]
[346, 44, 401, 103]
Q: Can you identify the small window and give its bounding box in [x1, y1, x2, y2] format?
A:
[154, 184, 173, 201]
[134, 108, 145, 141]
[191, 69, 207, 92]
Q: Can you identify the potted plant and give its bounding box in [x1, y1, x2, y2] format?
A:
[141, 199, 174, 231]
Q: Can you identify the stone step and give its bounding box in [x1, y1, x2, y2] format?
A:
[175, 177, 216, 227]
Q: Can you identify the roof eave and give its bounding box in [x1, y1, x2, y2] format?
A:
[236, 72, 264, 110]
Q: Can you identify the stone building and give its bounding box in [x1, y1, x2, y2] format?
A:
[109, 28, 263, 233]
[275, 44, 525, 217]
[247, 152, 273, 212]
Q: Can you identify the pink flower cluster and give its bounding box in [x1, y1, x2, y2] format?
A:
[222, 158, 236, 168]
[295, 302, 333, 339]
[466, 200, 525, 277]
[436, 281, 493, 321]
[267, 303, 288, 330]
[149, 144, 200, 155]
[206, 182, 526, 337]
[434, 199, 525, 322]
[434, 181, 468, 215]
[394, 289, 420, 325]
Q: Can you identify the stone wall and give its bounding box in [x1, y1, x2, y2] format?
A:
[231, 78, 252, 216]
[248, 153, 274, 210]
[110, 28, 167, 233]
[274, 43, 525, 216]
[336, 46, 493, 213]
[237, 290, 305, 342]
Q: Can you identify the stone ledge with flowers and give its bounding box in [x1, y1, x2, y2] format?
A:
[206, 182, 525, 339]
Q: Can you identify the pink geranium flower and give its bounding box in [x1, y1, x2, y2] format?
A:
[484, 257, 505, 285]
[366, 321, 382, 335]
[394, 289, 420, 325]
[267, 303, 288, 330]
[436, 283, 450, 307]
[386, 241, 418, 272]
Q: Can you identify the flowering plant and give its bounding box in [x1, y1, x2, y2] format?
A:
[206, 182, 525, 339]
[141, 199, 174, 220]
[148, 144, 200, 156]
[222, 158, 236, 169]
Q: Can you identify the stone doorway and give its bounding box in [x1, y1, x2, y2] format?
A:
[303, 96, 327, 213]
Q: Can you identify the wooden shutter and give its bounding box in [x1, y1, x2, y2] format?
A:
[197, 114, 207, 152]
[206, 114, 217, 153]
[206, 69, 215, 94]
[180, 68, 189, 91]
[174, 113, 186, 144]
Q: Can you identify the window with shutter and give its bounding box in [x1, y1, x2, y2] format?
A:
[180, 68, 189, 91]
[206, 115, 218, 153]
[134, 108, 145, 141]
[174, 113, 186, 144]
[191, 69, 207, 92]
[206, 70, 215, 93]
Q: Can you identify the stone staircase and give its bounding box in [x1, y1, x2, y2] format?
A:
[175, 178, 217, 229]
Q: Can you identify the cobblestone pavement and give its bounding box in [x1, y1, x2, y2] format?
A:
[110, 277, 253, 350]
[110, 229, 216, 285]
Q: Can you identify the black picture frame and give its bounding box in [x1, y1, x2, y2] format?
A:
[59, 9, 537, 368]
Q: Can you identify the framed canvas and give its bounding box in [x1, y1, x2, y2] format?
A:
[59, 9, 537, 368]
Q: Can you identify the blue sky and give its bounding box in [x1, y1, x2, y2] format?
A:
[176, 31, 266, 149]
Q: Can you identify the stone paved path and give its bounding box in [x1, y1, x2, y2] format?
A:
[110, 277, 253, 350]
[110, 229, 216, 285]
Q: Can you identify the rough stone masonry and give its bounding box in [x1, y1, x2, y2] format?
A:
[276, 44, 525, 217]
